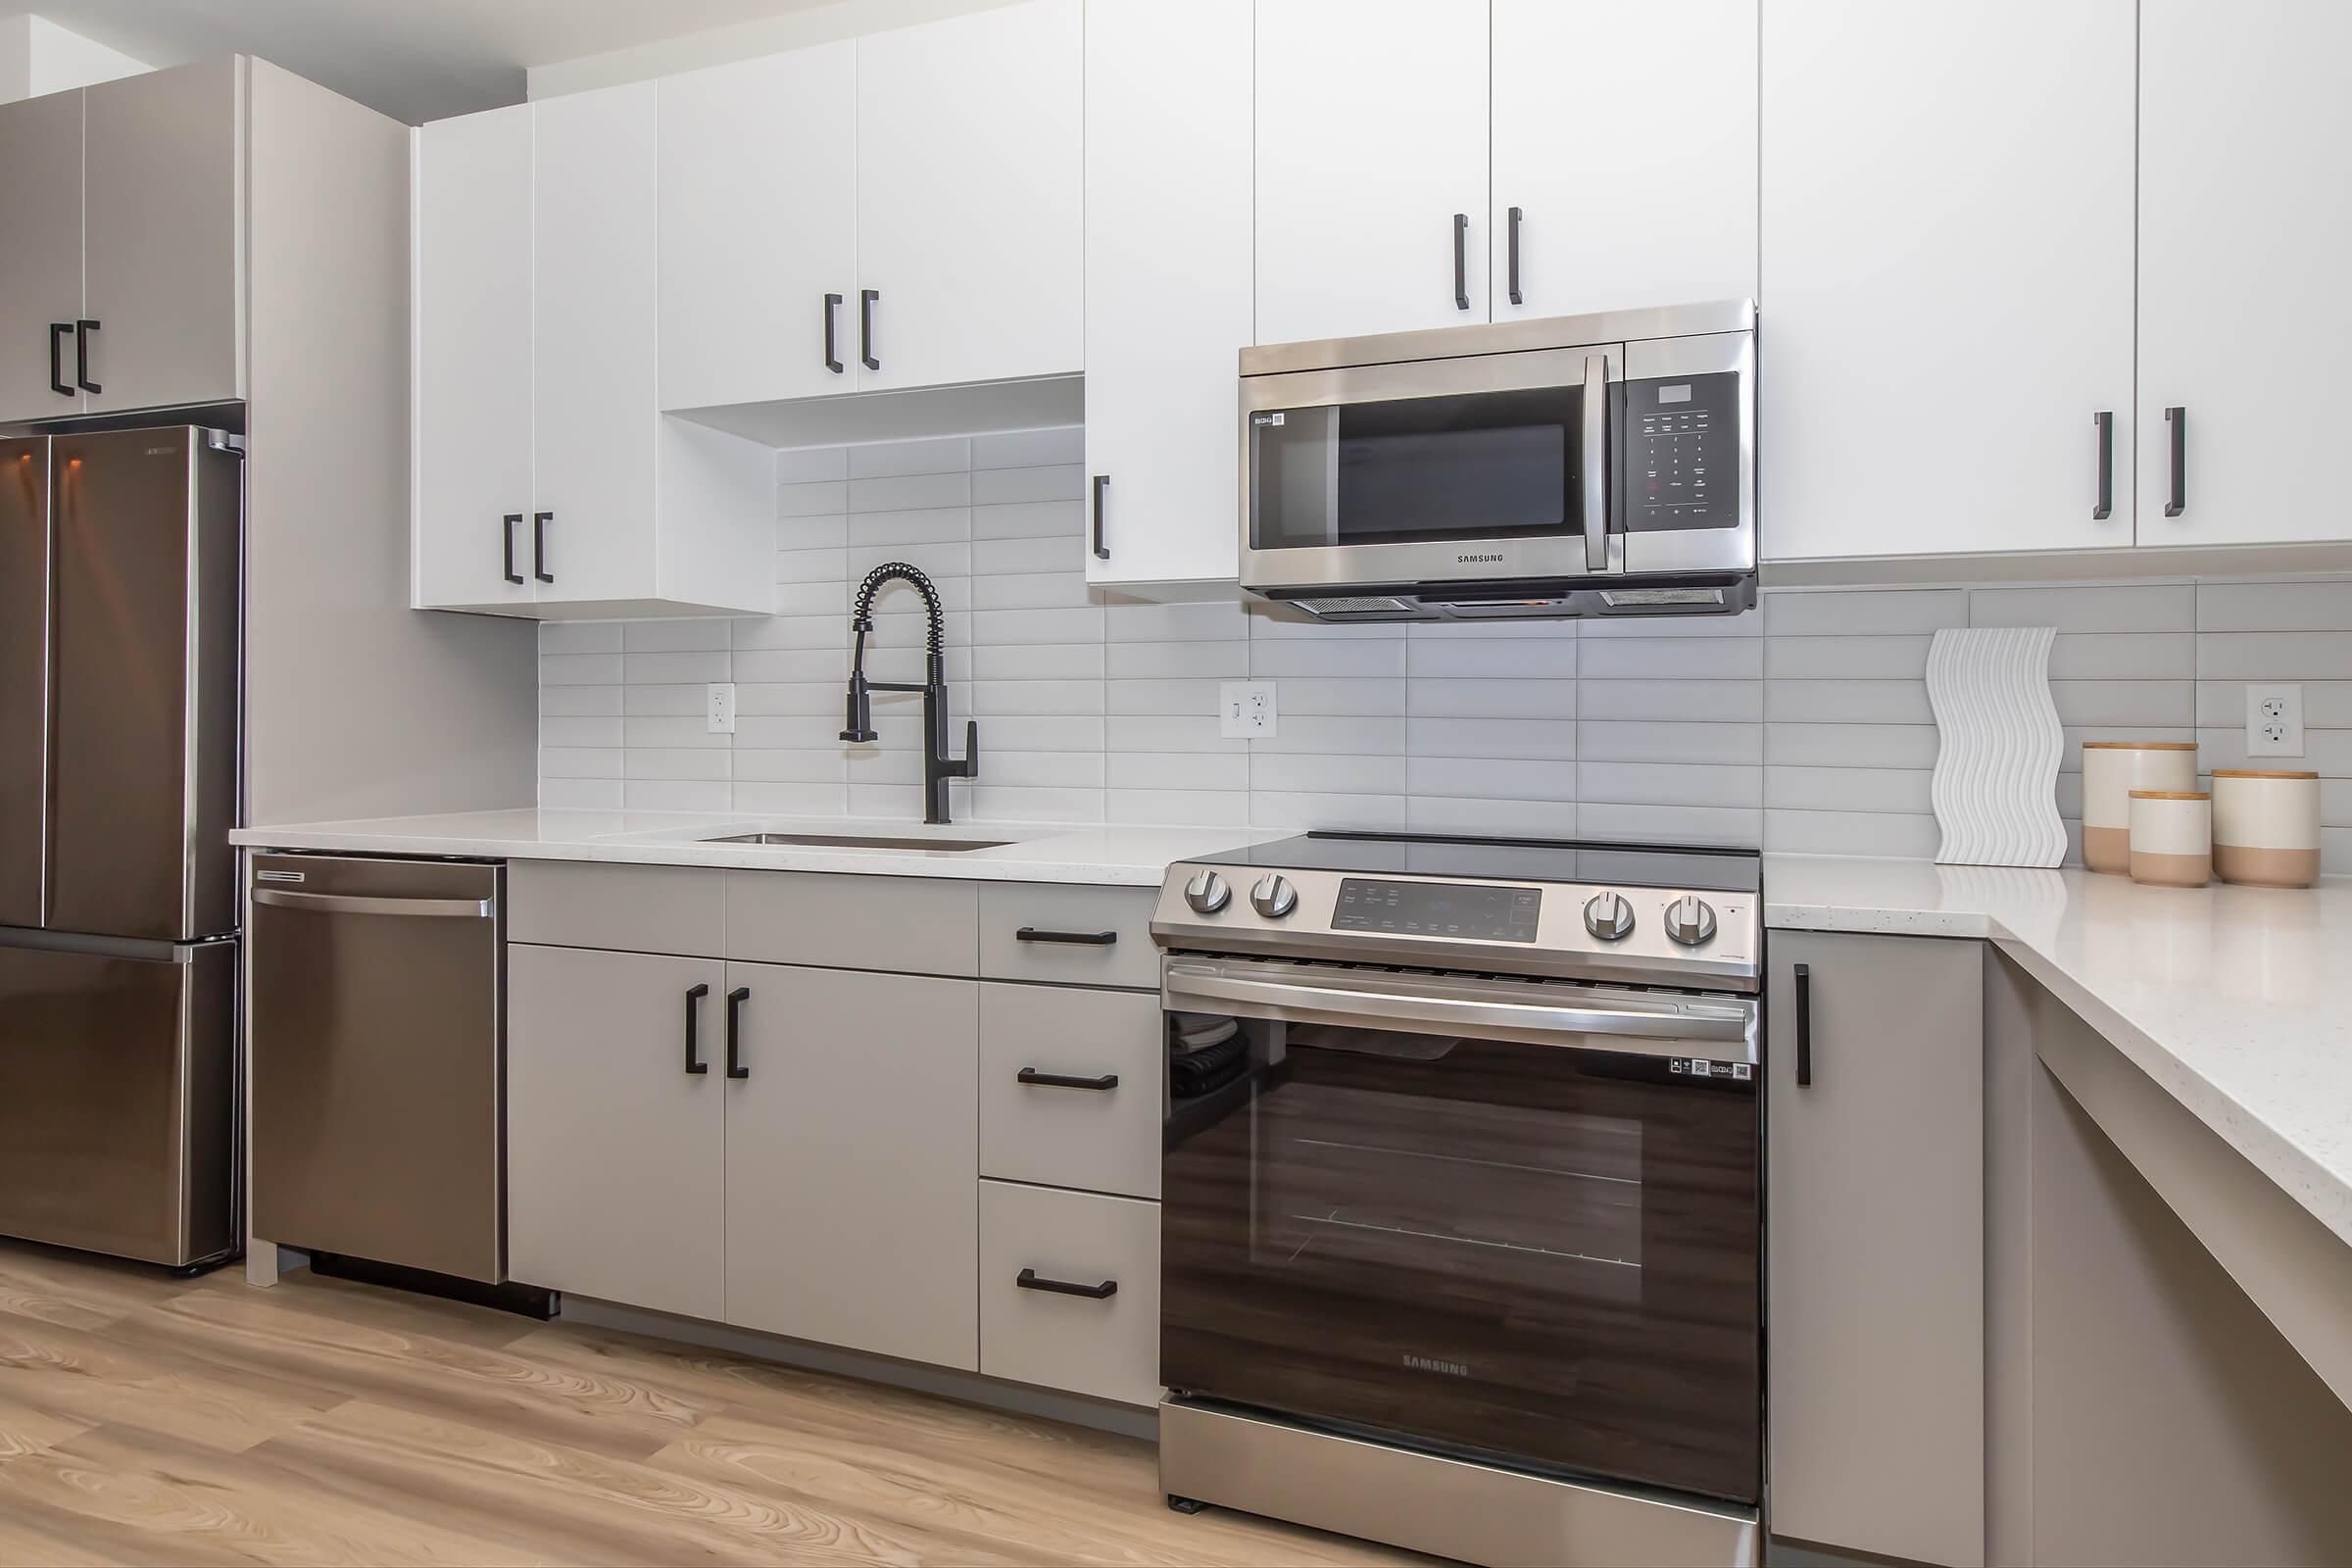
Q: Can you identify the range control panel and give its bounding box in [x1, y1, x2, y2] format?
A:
[1333, 878, 1542, 943]
[1625, 369, 1740, 532]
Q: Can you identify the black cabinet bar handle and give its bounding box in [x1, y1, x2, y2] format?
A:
[2092, 412, 2113, 520]
[48, 322, 73, 396]
[858, 288, 880, 371]
[1016, 1267, 1117, 1299]
[1793, 962, 1813, 1087]
[532, 512, 554, 583]
[1091, 473, 1109, 561]
[724, 985, 751, 1079]
[684, 983, 710, 1075]
[1017, 1067, 1119, 1092]
[822, 292, 844, 373]
[502, 514, 524, 584]
[74, 319, 100, 394]
[1015, 926, 1116, 946]
[1452, 214, 1470, 311]
[1507, 206, 1524, 307]
[2164, 406, 2185, 517]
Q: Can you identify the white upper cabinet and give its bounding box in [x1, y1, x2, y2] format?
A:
[413, 103, 534, 613]
[0, 59, 243, 423]
[413, 85, 772, 617]
[1760, 0, 2135, 563]
[1082, 0, 1252, 587]
[856, 0, 1082, 391]
[659, 43, 858, 411]
[0, 88, 89, 422]
[2138, 0, 2350, 548]
[1253, 0, 1491, 345]
[531, 82, 662, 608]
[1490, 0, 1755, 320]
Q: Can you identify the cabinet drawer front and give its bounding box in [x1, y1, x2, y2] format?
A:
[727, 870, 977, 974]
[979, 984, 1162, 1200]
[510, 861, 724, 955]
[978, 883, 1158, 989]
[979, 1180, 1160, 1407]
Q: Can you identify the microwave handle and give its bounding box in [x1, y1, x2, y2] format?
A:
[1584, 353, 1612, 573]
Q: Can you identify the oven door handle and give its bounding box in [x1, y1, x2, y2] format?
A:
[1162, 961, 1754, 1061]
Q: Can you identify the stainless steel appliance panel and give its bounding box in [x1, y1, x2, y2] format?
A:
[0, 437, 50, 929]
[45, 428, 241, 942]
[0, 935, 236, 1265]
[250, 855, 506, 1284]
[1159, 1399, 1758, 1568]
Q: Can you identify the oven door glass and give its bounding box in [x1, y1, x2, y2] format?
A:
[1250, 384, 1592, 553]
[1161, 962, 1761, 1504]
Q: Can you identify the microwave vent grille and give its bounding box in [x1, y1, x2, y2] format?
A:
[1298, 596, 1418, 617]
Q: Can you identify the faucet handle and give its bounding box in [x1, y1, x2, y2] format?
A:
[959, 720, 979, 779]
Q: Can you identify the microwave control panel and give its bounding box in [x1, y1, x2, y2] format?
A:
[1624, 370, 1740, 532]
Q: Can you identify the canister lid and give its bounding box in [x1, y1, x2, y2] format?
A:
[2210, 768, 2319, 779]
[2083, 740, 2197, 750]
[2128, 790, 2209, 800]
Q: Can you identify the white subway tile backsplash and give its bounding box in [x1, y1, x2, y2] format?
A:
[540, 428, 2352, 871]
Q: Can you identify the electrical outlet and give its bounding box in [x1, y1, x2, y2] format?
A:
[1219, 680, 1278, 739]
[706, 682, 737, 735]
[2245, 683, 2303, 758]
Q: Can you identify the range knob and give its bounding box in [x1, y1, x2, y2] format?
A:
[1584, 891, 1635, 942]
[1665, 895, 1719, 947]
[1250, 874, 1298, 919]
[1183, 869, 1231, 915]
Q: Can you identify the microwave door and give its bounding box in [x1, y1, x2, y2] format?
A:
[1242, 343, 1623, 593]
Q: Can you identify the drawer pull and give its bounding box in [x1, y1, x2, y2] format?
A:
[1014, 926, 1117, 946]
[1016, 1267, 1117, 1299]
[1017, 1067, 1119, 1092]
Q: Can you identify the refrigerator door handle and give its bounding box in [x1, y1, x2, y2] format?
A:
[252, 888, 492, 919]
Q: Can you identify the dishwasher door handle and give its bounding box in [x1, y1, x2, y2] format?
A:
[252, 888, 494, 919]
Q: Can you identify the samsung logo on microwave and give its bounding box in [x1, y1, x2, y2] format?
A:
[1404, 1353, 1470, 1377]
[1456, 553, 1506, 564]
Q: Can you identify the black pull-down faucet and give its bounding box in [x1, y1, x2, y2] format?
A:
[840, 562, 978, 825]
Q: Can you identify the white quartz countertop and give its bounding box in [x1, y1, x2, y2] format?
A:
[1767, 854, 2352, 1250]
[230, 808, 1277, 887]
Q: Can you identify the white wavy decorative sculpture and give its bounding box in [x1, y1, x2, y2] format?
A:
[1926, 626, 2065, 868]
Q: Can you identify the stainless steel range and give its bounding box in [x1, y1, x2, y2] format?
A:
[1152, 832, 1762, 1568]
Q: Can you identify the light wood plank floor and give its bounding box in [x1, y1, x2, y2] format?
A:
[0, 1240, 1431, 1566]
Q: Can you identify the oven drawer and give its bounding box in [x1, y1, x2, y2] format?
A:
[979, 1180, 1160, 1408]
[978, 884, 1157, 990]
[979, 983, 1161, 1200]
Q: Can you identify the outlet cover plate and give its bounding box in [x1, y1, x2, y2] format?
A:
[1219, 680, 1277, 739]
[2245, 682, 2303, 758]
[707, 682, 738, 735]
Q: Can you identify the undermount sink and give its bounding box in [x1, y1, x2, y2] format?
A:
[701, 832, 1014, 853]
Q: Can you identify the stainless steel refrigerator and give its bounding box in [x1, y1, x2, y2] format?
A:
[0, 425, 240, 1268]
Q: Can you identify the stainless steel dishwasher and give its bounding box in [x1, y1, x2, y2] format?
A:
[249, 853, 507, 1284]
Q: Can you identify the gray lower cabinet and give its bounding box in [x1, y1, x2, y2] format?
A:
[979, 982, 1162, 1200]
[1766, 931, 1985, 1568]
[508, 943, 728, 1321]
[721, 959, 980, 1369]
[979, 1179, 1160, 1406]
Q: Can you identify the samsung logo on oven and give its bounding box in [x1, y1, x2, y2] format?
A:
[1456, 553, 1505, 564]
[1404, 1353, 1470, 1377]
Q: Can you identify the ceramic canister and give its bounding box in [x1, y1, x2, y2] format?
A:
[2129, 790, 2212, 888]
[2211, 770, 2322, 888]
[2081, 742, 2198, 874]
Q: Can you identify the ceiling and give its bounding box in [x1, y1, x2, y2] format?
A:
[26, 0, 839, 122]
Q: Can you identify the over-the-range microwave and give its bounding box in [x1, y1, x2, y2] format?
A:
[1239, 300, 1756, 621]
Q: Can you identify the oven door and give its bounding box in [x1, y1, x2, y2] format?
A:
[1160, 957, 1761, 1505]
[1241, 344, 1624, 593]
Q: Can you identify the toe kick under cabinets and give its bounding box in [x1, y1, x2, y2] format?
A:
[504, 861, 1164, 1408]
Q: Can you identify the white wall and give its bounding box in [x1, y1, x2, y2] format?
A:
[539, 426, 2352, 872]
[525, 0, 1014, 99]
[0, 14, 151, 102]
